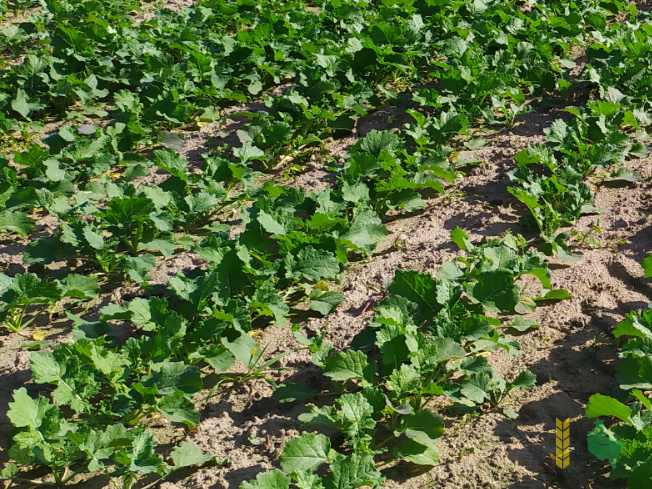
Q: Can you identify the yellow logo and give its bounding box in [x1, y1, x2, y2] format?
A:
[555, 418, 570, 469]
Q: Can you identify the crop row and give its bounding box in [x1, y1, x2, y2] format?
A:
[0, 0, 650, 488]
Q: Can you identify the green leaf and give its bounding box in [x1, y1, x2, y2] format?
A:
[273, 383, 316, 404]
[617, 355, 652, 390]
[83, 226, 105, 250]
[257, 210, 288, 235]
[30, 351, 97, 413]
[309, 290, 346, 316]
[0, 463, 18, 479]
[324, 452, 384, 489]
[643, 253, 652, 278]
[234, 142, 265, 162]
[380, 335, 410, 371]
[323, 350, 369, 382]
[23, 238, 68, 264]
[587, 420, 622, 465]
[585, 393, 631, 423]
[125, 254, 156, 283]
[205, 347, 236, 372]
[394, 439, 439, 465]
[152, 149, 188, 181]
[118, 431, 164, 474]
[140, 238, 177, 257]
[388, 269, 439, 317]
[141, 362, 202, 396]
[386, 364, 421, 399]
[613, 312, 652, 339]
[170, 441, 213, 468]
[460, 373, 491, 404]
[222, 331, 258, 364]
[280, 433, 331, 473]
[158, 392, 200, 427]
[396, 409, 445, 450]
[60, 274, 100, 299]
[451, 227, 473, 251]
[0, 211, 34, 237]
[437, 261, 463, 280]
[424, 337, 466, 365]
[508, 317, 539, 332]
[12, 88, 44, 119]
[503, 408, 519, 419]
[285, 247, 340, 282]
[466, 270, 520, 312]
[4, 273, 62, 304]
[241, 470, 290, 489]
[7, 388, 51, 428]
[536, 289, 572, 301]
[630, 459, 652, 487]
[511, 371, 537, 390]
[340, 210, 387, 255]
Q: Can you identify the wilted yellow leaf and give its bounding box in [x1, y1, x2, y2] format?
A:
[32, 330, 46, 341]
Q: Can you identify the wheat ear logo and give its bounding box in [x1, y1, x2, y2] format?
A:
[555, 418, 570, 469]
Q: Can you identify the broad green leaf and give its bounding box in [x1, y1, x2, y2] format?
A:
[642, 253, 652, 278]
[587, 420, 622, 465]
[617, 355, 652, 390]
[222, 331, 258, 364]
[152, 149, 188, 180]
[396, 409, 444, 450]
[585, 393, 631, 423]
[511, 370, 536, 390]
[158, 392, 200, 427]
[508, 317, 539, 332]
[60, 274, 100, 299]
[309, 290, 346, 316]
[340, 210, 387, 255]
[338, 390, 384, 440]
[630, 459, 652, 487]
[7, 388, 51, 428]
[388, 269, 438, 317]
[394, 439, 439, 465]
[141, 362, 202, 396]
[285, 247, 340, 282]
[30, 351, 98, 413]
[423, 337, 466, 365]
[140, 238, 177, 256]
[117, 431, 164, 474]
[273, 383, 316, 404]
[83, 226, 105, 250]
[460, 373, 491, 404]
[240, 470, 290, 489]
[24, 238, 68, 264]
[12, 88, 44, 119]
[386, 364, 421, 398]
[125, 254, 156, 283]
[202, 341, 235, 369]
[323, 350, 369, 382]
[0, 211, 34, 237]
[257, 210, 287, 235]
[280, 433, 331, 473]
[451, 227, 472, 251]
[324, 453, 384, 489]
[466, 270, 520, 312]
[613, 313, 652, 339]
[170, 441, 213, 468]
[380, 335, 410, 371]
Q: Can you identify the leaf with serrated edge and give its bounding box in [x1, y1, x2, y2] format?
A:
[280, 433, 331, 473]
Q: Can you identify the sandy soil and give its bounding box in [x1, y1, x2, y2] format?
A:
[2, 96, 650, 489]
[2, 4, 652, 489]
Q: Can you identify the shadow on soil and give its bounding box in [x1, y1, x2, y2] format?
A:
[493, 294, 637, 488]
